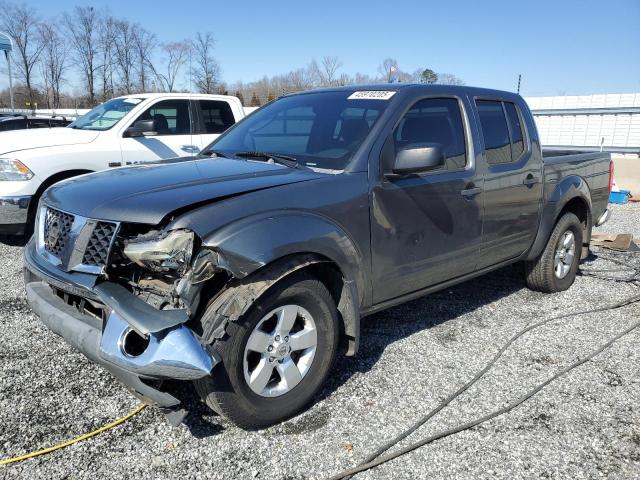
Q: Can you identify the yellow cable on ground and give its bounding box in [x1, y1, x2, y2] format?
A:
[0, 404, 146, 466]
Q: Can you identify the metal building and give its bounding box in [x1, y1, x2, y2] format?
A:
[525, 93, 640, 155]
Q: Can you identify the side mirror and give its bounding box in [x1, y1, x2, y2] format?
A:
[391, 143, 445, 175]
[123, 119, 157, 138]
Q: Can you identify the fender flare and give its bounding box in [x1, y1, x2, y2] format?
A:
[199, 211, 364, 355]
[525, 175, 592, 261]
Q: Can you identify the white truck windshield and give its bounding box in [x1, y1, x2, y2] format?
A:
[69, 97, 144, 131]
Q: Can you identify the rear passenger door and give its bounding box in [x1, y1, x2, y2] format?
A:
[475, 99, 543, 268]
[120, 99, 196, 164]
[370, 96, 483, 303]
[193, 100, 237, 150]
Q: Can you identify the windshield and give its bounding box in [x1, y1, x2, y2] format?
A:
[206, 91, 392, 170]
[69, 97, 144, 131]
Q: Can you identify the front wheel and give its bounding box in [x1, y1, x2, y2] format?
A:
[524, 212, 583, 293]
[194, 272, 339, 429]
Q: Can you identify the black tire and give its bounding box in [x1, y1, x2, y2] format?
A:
[525, 212, 583, 293]
[194, 272, 339, 429]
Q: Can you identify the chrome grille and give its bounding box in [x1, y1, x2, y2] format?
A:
[38, 206, 119, 273]
[82, 221, 118, 267]
[43, 208, 74, 258]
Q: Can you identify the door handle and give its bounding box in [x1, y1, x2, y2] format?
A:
[461, 185, 482, 199]
[180, 145, 200, 153]
[523, 174, 539, 187]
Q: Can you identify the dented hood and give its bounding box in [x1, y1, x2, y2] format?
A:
[0, 127, 99, 154]
[42, 157, 323, 224]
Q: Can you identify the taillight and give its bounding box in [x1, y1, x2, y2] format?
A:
[608, 160, 614, 192]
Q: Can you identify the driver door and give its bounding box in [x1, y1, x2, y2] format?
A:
[370, 97, 484, 303]
[120, 99, 197, 164]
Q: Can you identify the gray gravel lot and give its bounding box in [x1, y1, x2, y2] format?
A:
[1, 204, 639, 479]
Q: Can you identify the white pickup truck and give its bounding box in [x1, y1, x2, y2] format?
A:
[0, 93, 245, 236]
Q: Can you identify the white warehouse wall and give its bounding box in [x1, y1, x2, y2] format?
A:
[524, 93, 640, 153]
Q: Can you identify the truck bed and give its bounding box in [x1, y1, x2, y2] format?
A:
[540, 148, 611, 227]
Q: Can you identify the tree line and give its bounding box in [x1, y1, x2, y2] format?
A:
[0, 1, 464, 110]
[229, 58, 464, 107]
[0, 2, 221, 109]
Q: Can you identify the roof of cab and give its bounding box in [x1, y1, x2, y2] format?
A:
[111, 92, 239, 100]
[287, 83, 523, 101]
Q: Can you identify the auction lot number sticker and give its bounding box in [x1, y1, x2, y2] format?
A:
[348, 91, 396, 100]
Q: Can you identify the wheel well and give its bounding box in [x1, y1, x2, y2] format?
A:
[28, 170, 94, 221]
[296, 260, 358, 356]
[557, 196, 592, 249]
[235, 253, 358, 356]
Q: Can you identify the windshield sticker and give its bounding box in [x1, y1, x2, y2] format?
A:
[348, 91, 396, 100]
[123, 98, 143, 104]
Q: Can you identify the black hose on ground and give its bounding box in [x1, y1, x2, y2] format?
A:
[327, 248, 640, 480]
[326, 300, 640, 479]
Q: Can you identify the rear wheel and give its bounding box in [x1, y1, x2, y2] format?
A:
[194, 272, 339, 429]
[525, 212, 583, 293]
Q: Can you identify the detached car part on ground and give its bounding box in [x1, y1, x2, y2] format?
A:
[23, 84, 612, 429]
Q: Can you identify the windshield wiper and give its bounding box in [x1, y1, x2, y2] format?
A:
[234, 151, 299, 168]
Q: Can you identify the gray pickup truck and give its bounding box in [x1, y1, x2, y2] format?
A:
[23, 84, 612, 428]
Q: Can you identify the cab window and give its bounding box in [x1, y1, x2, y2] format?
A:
[393, 97, 467, 171]
[198, 100, 235, 134]
[476, 100, 512, 165]
[504, 102, 526, 160]
[135, 99, 191, 135]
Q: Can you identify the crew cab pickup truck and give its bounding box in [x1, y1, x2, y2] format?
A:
[23, 84, 612, 429]
[0, 93, 244, 235]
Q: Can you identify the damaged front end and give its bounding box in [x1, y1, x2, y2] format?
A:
[97, 227, 227, 379]
[23, 207, 230, 421]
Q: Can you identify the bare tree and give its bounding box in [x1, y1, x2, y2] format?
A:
[377, 58, 398, 82]
[64, 6, 100, 105]
[38, 23, 67, 109]
[191, 32, 221, 94]
[437, 73, 465, 85]
[132, 26, 156, 92]
[353, 72, 375, 84]
[155, 41, 189, 92]
[98, 15, 117, 100]
[320, 55, 342, 85]
[113, 19, 135, 94]
[0, 2, 44, 107]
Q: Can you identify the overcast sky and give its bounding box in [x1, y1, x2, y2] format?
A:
[1, 0, 639, 96]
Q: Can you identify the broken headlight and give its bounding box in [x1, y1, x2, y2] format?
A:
[123, 229, 194, 275]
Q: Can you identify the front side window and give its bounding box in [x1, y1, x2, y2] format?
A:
[135, 99, 191, 135]
[199, 100, 235, 134]
[393, 97, 467, 171]
[69, 97, 143, 131]
[476, 100, 512, 165]
[207, 91, 390, 170]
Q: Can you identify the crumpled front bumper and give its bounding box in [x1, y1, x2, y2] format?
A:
[23, 239, 216, 409]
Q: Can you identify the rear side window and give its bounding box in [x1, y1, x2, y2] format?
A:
[198, 100, 235, 134]
[1, 119, 26, 130]
[393, 97, 467, 171]
[476, 100, 512, 165]
[504, 102, 525, 160]
[136, 99, 191, 135]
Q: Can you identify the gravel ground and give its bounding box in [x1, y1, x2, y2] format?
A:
[1, 204, 639, 480]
